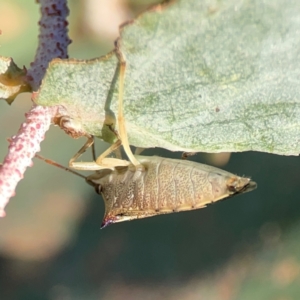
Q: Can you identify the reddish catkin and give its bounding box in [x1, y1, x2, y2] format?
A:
[0, 106, 57, 216]
[27, 0, 71, 90]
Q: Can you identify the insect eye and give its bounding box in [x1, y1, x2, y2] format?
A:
[94, 184, 102, 195]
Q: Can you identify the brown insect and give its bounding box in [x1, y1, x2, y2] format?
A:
[38, 153, 256, 228]
[85, 155, 256, 228]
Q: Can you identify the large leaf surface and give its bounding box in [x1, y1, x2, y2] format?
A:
[37, 0, 300, 155]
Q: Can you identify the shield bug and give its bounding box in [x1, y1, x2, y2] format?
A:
[37, 154, 256, 228]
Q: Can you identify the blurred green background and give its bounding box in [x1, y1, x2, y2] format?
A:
[1, 1, 300, 299]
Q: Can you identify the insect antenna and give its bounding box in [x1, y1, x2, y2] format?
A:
[35, 154, 87, 180]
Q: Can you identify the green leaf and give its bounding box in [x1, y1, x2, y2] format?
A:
[0, 57, 31, 104]
[36, 0, 300, 155]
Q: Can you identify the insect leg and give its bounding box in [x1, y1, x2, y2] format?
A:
[91, 141, 96, 161]
[95, 139, 130, 167]
[69, 135, 95, 169]
[70, 136, 129, 170]
[115, 45, 144, 170]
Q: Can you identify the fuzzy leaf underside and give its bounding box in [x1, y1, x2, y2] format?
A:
[37, 0, 300, 155]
